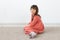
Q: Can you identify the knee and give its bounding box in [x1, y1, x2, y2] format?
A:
[24, 26, 28, 30]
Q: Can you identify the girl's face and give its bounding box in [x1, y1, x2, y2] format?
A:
[30, 8, 36, 16]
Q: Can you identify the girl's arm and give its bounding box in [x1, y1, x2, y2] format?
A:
[29, 16, 38, 27]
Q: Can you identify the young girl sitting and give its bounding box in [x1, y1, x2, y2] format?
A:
[24, 5, 44, 39]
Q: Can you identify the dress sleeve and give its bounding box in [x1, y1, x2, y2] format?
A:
[29, 16, 38, 27]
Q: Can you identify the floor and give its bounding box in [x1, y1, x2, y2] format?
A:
[0, 27, 60, 40]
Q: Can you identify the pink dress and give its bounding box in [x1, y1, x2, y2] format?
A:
[24, 15, 44, 34]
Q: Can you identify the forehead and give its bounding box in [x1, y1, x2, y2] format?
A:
[30, 8, 36, 10]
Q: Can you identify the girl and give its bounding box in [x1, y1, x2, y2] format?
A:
[24, 5, 44, 39]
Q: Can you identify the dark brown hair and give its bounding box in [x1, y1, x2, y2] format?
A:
[30, 5, 40, 21]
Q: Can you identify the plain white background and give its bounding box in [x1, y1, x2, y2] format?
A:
[0, 0, 60, 24]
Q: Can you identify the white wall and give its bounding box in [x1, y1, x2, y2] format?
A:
[0, 0, 60, 24]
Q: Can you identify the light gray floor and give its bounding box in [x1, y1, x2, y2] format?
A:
[0, 27, 60, 40]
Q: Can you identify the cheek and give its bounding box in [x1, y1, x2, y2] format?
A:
[34, 10, 36, 13]
[31, 10, 36, 13]
[30, 9, 36, 15]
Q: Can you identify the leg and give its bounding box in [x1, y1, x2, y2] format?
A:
[24, 26, 33, 35]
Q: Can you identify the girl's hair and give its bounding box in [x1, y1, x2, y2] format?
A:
[30, 5, 40, 21]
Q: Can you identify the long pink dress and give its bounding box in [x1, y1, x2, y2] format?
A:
[24, 15, 44, 34]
